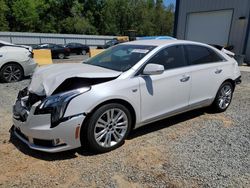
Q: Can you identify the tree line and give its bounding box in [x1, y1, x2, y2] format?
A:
[0, 0, 175, 36]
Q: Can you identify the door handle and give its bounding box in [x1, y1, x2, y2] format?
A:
[0, 55, 3, 58]
[180, 75, 190, 82]
[215, 69, 222, 74]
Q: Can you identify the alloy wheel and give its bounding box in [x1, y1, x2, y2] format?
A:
[218, 84, 232, 109]
[3, 65, 22, 82]
[58, 53, 65, 59]
[94, 108, 128, 148]
[82, 50, 86, 55]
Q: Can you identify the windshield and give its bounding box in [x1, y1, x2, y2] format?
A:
[85, 44, 156, 71]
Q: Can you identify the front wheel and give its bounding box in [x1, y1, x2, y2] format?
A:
[82, 103, 132, 153]
[211, 82, 234, 112]
[81, 50, 86, 55]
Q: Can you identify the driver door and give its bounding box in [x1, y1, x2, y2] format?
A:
[138, 45, 191, 123]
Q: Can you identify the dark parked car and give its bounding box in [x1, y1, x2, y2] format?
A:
[33, 43, 70, 59]
[65, 43, 90, 55]
[97, 39, 120, 49]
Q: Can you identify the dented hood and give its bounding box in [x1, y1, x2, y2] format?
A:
[28, 63, 121, 96]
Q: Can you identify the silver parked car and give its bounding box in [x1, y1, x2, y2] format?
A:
[11, 40, 241, 153]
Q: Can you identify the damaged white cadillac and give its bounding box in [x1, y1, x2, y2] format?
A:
[11, 40, 241, 153]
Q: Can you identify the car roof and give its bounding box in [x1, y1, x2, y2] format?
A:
[122, 39, 208, 47]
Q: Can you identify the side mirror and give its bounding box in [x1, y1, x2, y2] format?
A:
[143, 64, 164, 75]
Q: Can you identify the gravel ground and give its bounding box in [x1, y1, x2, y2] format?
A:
[0, 60, 249, 187]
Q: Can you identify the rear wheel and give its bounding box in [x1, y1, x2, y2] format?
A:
[0, 63, 23, 83]
[81, 103, 132, 153]
[211, 82, 233, 112]
[58, 53, 65, 59]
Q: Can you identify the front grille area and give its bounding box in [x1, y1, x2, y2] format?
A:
[17, 87, 28, 99]
[27, 93, 45, 109]
[15, 127, 29, 141]
[13, 127, 67, 148]
[33, 139, 66, 148]
[33, 138, 54, 147]
[14, 88, 45, 121]
[13, 100, 28, 122]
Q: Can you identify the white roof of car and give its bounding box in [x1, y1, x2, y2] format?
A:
[123, 39, 205, 47]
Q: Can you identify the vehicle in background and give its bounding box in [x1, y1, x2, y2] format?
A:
[97, 39, 120, 49]
[90, 36, 176, 58]
[97, 36, 129, 49]
[65, 43, 90, 55]
[90, 36, 130, 57]
[12, 39, 241, 153]
[33, 43, 70, 59]
[0, 40, 37, 83]
[97, 36, 175, 50]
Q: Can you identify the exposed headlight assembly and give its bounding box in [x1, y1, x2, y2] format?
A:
[35, 88, 90, 128]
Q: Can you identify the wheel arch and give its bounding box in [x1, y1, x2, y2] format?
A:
[82, 98, 137, 130]
[222, 78, 235, 91]
[210, 78, 236, 106]
[0, 61, 24, 77]
[211, 78, 235, 112]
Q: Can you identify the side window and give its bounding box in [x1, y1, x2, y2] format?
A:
[185, 45, 223, 65]
[146, 45, 186, 70]
[48, 44, 54, 48]
[208, 48, 225, 62]
[40, 44, 48, 49]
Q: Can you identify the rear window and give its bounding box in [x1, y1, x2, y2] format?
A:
[185, 45, 224, 65]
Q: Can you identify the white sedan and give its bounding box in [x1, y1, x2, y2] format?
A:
[0, 40, 37, 82]
[11, 39, 241, 153]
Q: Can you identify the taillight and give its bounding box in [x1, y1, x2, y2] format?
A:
[28, 52, 34, 58]
[65, 48, 70, 52]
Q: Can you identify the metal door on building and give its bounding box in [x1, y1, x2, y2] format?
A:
[185, 9, 233, 46]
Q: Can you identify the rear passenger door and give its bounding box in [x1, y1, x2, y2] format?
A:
[139, 45, 191, 123]
[184, 45, 226, 107]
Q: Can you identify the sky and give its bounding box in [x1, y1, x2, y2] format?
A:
[164, 0, 176, 6]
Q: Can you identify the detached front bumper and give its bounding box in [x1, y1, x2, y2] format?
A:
[11, 92, 85, 153]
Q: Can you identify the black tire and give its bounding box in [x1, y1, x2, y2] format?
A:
[0, 63, 24, 83]
[211, 81, 234, 112]
[81, 103, 132, 153]
[58, 53, 65, 59]
[81, 50, 86, 55]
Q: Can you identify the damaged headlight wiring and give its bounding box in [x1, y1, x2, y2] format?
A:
[35, 87, 90, 128]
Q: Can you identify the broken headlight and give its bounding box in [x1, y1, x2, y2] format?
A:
[35, 88, 90, 128]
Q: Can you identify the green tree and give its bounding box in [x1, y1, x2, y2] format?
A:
[3, 0, 175, 36]
[11, 0, 40, 31]
[0, 0, 9, 31]
[60, 0, 97, 34]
